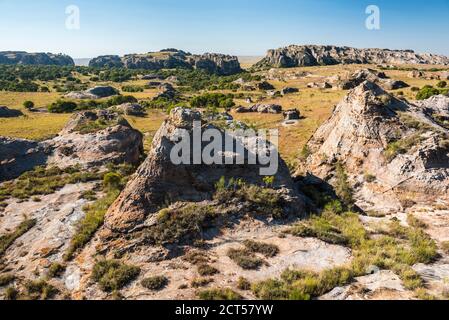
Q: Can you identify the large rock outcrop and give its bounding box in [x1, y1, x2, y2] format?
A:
[103, 108, 304, 234]
[255, 45, 449, 69]
[89, 49, 242, 75]
[300, 81, 449, 212]
[0, 51, 74, 66]
[336, 69, 409, 91]
[0, 110, 143, 181]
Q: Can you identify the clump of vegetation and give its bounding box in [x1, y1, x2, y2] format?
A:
[47, 263, 66, 278]
[227, 248, 265, 270]
[252, 267, 353, 300]
[237, 277, 251, 291]
[144, 204, 218, 245]
[24, 279, 59, 300]
[190, 93, 235, 110]
[198, 288, 243, 300]
[299, 145, 311, 160]
[197, 264, 220, 276]
[436, 81, 447, 88]
[0, 165, 101, 201]
[183, 250, 209, 265]
[64, 188, 121, 261]
[364, 173, 376, 183]
[122, 85, 144, 92]
[191, 277, 213, 288]
[48, 100, 78, 113]
[334, 163, 353, 206]
[91, 260, 140, 292]
[441, 241, 449, 254]
[416, 85, 447, 100]
[243, 240, 279, 258]
[23, 100, 35, 110]
[214, 177, 285, 218]
[384, 133, 424, 162]
[141, 276, 169, 291]
[0, 274, 15, 287]
[0, 218, 37, 257]
[4, 287, 19, 300]
[407, 214, 427, 229]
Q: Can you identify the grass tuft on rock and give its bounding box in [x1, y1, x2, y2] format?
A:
[141, 276, 169, 291]
[198, 288, 243, 300]
[91, 259, 140, 292]
[0, 218, 37, 257]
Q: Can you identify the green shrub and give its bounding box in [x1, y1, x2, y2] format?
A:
[436, 81, 447, 88]
[23, 100, 35, 110]
[91, 260, 140, 292]
[227, 248, 265, 270]
[4, 287, 19, 300]
[197, 264, 219, 276]
[416, 86, 441, 100]
[47, 263, 66, 278]
[191, 278, 213, 288]
[237, 277, 251, 291]
[25, 280, 59, 300]
[198, 288, 243, 300]
[0, 218, 37, 257]
[48, 100, 77, 113]
[141, 276, 169, 291]
[0, 274, 15, 287]
[103, 172, 123, 190]
[122, 85, 144, 93]
[243, 240, 279, 258]
[144, 204, 218, 245]
[65, 188, 120, 261]
[334, 163, 353, 206]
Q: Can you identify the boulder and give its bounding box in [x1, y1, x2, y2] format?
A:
[85, 86, 119, 98]
[281, 87, 299, 95]
[102, 107, 304, 234]
[408, 70, 425, 79]
[338, 69, 408, 91]
[111, 103, 146, 116]
[257, 81, 275, 91]
[283, 109, 301, 121]
[300, 80, 449, 212]
[0, 106, 23, 118]
[382, 80, 410, 90]
[153, 83, 177, 100]
[48, 110, 143, 168]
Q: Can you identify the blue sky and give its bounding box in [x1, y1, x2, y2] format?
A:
[0, 0, 448, 58]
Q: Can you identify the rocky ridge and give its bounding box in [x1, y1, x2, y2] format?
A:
[255, 45, 449, 69]
[89, 49, 242, 75]
[0, 51, 75, 66]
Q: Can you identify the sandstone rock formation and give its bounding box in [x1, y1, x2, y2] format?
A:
[0, 110, 143, 180]
[0, 51, 75, 66]
[235, 104, 283, 114]
[255, 45, 449, 69]
[89, 49, 242, 75]
[0, 106, 23, 118]
[65, 86, 119, 100]
[110, 103, 146, 116]
[103, 107, 304, 235]
[337, 69, 408, 91]
[300, 81, 449, 212]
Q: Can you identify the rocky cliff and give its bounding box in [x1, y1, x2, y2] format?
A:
[89, 49, 242, 75]
[255, 45, 449, 68]
[300, 81, 449, 212]
[0, 51, 75, 66]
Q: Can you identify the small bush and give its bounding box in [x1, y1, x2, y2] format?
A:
[191, 278, 213, 288]
[237, 277, 251, 291]
[0, 274, 15, 286]
[364, 173, 376, 183]
[91, 260, 140, 292]
[141, 276, 169, 291]
[47, 263, 66, 278]
[227, 248, 265, 270]
[103, 172, 122, 190]
[48, 100, 77, 113]
[416, 86, 440, 100]
[5, 287, 19, 300]
[23, 100, 35, 110]
[197, 264, 219, 276]
[25, 279, 59, 300]
[436, 81, 447, 88]
[198, 288, 243, 300]
[183, 250, 209, 265]
[243, 240, 279, 258]
[334, 163, 353, 206]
